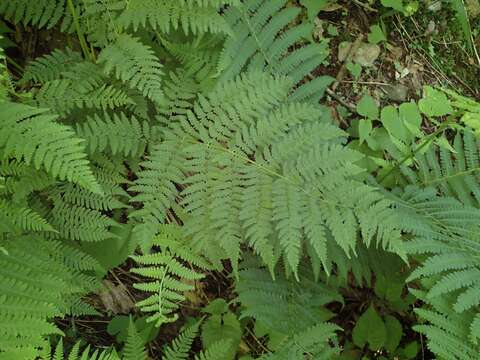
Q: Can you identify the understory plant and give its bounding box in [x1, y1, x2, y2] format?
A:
[1, 1, 480, 359]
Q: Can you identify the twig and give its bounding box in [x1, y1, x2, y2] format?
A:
[331, 34, 365, 91]
[326, 88, 356, 112]
[352, 0, 378, 13]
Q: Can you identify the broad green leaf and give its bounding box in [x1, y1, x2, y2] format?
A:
[381, 105, 409, 143]
[357, 94, 378, 120]
[368, 25, 386, 44]
[399, 102, 422, 136]
[202, 312, 241, 360]
[352, 305, 386, 350]
[346, 62, 362, 80]
[202, 299, 229, 315]
[384, 315, 402, 353]
[418, 86, 453, 117]
[401, 341, 419, 359]
[381, 0, 404, 12]
[300, 0, 331, 20]
[359, 119, 372, 144]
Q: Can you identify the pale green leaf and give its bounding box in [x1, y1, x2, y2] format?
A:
[357, 94, 379, 120]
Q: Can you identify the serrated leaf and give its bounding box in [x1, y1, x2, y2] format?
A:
[202, 312, 241, 360]
[381, 105, 409, 143]
[418, 86, 453, 117]
[357, 94, 379, 120]
[359, 119, 372, 144]
[202, 299, 228, 315]
[399, 102, 422, 136]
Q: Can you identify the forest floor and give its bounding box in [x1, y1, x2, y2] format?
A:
[4, 0, 480, 358]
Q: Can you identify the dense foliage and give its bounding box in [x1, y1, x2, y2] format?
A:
[1, 0, 480, 359]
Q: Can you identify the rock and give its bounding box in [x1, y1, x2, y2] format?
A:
[466, 0, 480, 18]
[384, 84, 409, 102]
[354, 43, 381, 67]
[338, 41, 352, 62]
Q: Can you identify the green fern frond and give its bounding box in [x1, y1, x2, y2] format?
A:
[116, 0, 237, 35]
[133, 72, 405, 276]
[123, 319, 147, 360]
[22, 49, 83, 84]
[0, 237, 100, 356]
[219, 0, 332, 102]
[404, 130, 480, 207]
[235, 265, 341, 355]
[76, 112, 160, 157]
[193, 340, 231, 360]
[412, 288, 480, 359]
[260, 324, 340, 360]
[131, 225, 212, 326]
[47, 199, 118, 242]
[36, 78, 134, 114]
[45, 340, 119, 360]
[0, 199, 54, 233]
[0, 102, 101, 194]
[98, 34, 164, 104]
[129, 139, 187, 247]
[162, 322, 200, 360]
[0, 0, 65, 29]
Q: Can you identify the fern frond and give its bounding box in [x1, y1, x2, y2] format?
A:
[0, 198, 54, 233]
[412, 289, 480, 359]
[0, 0, 65, 29]
[137, 72, 404, 276]
[98, 34, 164, 104]
[76, 112, 160, 157]
[47, 199, 117, 242]
[162, 322, 200, 360]
[123, 320, 147, 360]
[193, 340, 231, 360]
[404, 130, 480, 207]
[36, 78, 134, 114]
[235, 265, 341, 355]
[219, 0, 331, 102]
[116, 0, 237, 35]
[21, 49, 83, 84]
[0, 102, 101, 193]
[0, 236, 100, 355]
[131, 225, 212, 326]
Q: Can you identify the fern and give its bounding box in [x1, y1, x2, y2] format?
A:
[22, 49, 83, 84]
[412, 288, 480, 359]
[162, 322, 200, 360]
[116, 0, 238, 35]
[98, 34, 164, 105]
[218, 0, 332, 103]
[0, 237, 100, 357]
[131, 72, 405, 277]
[123, 319, 147, 360]
[76, 112, 161, 157]
[0, 199, 54, 233]
[403, 130, 480, 207]
[0, 102, 101, 194]
[131, 224, 213, 326]
[0, 0, 65, 29]
[235, 264, 341, 355]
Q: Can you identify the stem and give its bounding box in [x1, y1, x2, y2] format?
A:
[378, 122, 453, 185]
[67, 0, 93, 61]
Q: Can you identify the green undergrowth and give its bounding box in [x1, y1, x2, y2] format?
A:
[1, 1, 480, 359]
